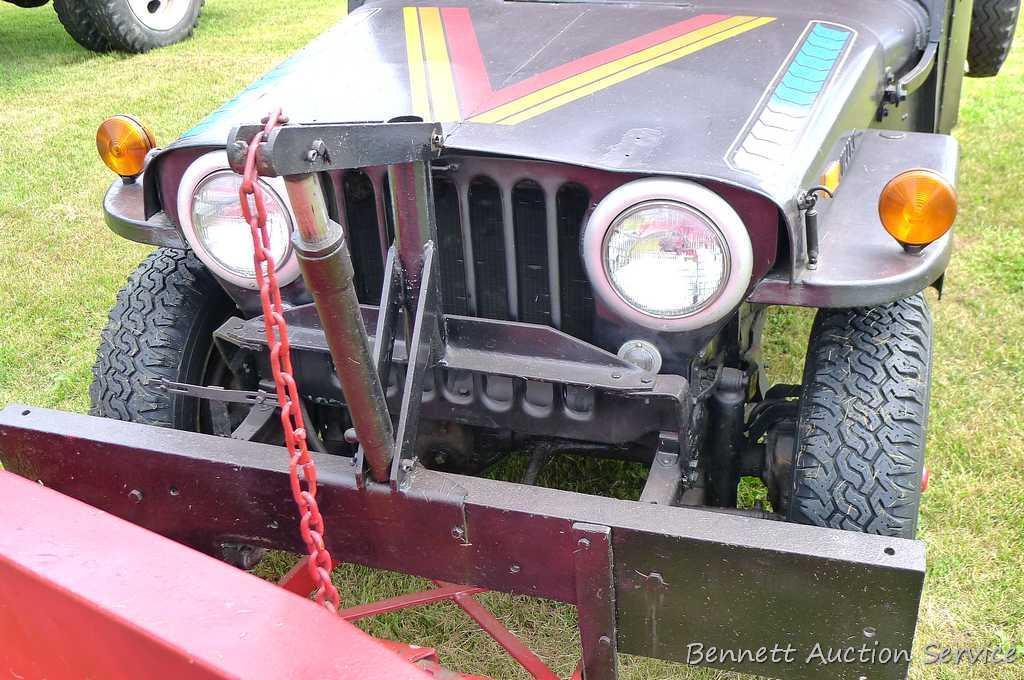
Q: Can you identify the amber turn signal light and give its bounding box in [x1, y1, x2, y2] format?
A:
[878, 169, 957, 248]
[96, 115, 156, 180]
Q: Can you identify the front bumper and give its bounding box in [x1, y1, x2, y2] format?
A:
[103, 175, 185, 249]
[0, 406, 925, 680]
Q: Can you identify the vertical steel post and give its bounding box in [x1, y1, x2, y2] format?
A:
[387, 159, 438, 317]
[386, 159, 444, 486]
[284, 173, 395, 483]
[572, 522, 619, 680]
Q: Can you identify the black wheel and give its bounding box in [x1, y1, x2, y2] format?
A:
[967, 0, 1021, 78]
[53, 0, 110, 52]
[787, 294, 931, 539]
[85, 0, 203, 53]
[90, 248, 248, 434]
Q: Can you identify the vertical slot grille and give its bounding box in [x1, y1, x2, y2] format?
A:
[512, 180, 551, 326]
[433, 177, 470, 316]
[341, 171, 385, 304]
[337, 163, 598, 343]
[467, 177, 510, 320]
[556, 183, 594, 340]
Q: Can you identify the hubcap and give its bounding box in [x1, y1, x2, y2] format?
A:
[127, 0, 192, 31]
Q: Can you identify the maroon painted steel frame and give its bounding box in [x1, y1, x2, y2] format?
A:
[0, 406, 926, 680]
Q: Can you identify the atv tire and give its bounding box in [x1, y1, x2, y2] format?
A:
[787, 294, 931, 539]
[967, 0, 1021, 77]
[85, 0, 203, 53]
[90, 248, 237, 430]
[53, 0, 111, 52]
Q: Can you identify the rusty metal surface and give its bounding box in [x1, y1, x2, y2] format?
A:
[0, 406, 925, 679]
[0, 470, 431, 680]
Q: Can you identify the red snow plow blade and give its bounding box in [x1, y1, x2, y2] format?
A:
[0, 470, 482, 680]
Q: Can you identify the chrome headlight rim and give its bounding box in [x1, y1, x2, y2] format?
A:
[176, 150, 300, 290]
[582, 177, 753, 332]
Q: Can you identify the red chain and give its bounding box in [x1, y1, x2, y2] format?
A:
[238, 109, 341, 612]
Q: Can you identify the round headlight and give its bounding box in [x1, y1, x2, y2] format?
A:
[192, 171, 292, 277]
[604, 201, 729, 318]
[582, 178, 753, 332]
[177, 151, 300, 290]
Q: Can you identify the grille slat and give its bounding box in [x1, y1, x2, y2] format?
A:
[457, 180, 478, 315]
[544, 186, 562, 329]
[500, 182, 519, 320]
[339, 163, 596, 343]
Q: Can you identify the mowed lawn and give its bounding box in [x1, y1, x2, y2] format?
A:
[1, 3, 1022, 678]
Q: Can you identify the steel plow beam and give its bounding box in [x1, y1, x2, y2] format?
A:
[0, 406, 924, 680]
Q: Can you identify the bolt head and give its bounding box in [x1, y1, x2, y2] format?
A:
[578, 537, 591, 549]
[509, 563, 521, 574]
[128, 489, 144, 503]
[451, 526, 466, 540]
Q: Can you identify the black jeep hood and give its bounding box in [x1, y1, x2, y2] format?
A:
[172, 0, 926, 222]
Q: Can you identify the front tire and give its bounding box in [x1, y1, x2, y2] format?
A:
[90, 248, 237, 430]
[787, 295, 931, 539]
[85, 0, 203, 53]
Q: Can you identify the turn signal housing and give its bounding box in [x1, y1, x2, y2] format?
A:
[878, 169, 957, 248]
[96, 115, 156, 180]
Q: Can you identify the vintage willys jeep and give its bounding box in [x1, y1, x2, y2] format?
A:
[3, 0, 1019, 678]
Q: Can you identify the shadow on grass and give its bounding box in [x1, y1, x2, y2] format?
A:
[0, 5, 115, 91]
[0, 4, 234, 85]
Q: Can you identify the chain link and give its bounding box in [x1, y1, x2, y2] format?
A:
[238, 109, 341, 612]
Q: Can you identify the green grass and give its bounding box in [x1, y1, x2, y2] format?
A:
[1, 3, 1022, 678]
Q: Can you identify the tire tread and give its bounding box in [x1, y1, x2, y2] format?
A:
[788, 294, 931, 538]
[89, 248, 223, 427]
[53, 0, 111, 52]
[967, 0, 1021, 78]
